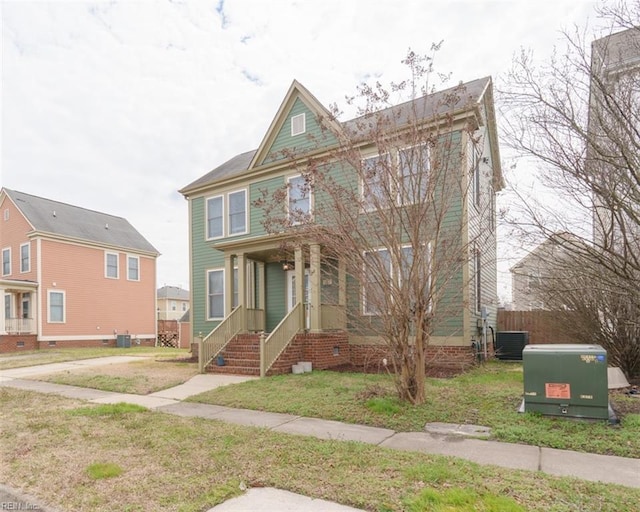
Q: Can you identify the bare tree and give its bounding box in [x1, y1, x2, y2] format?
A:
[256, 50, 496, 404]
[500, 2, 640, 377]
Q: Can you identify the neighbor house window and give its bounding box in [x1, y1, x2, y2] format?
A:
[228, 190, 247, 235]
[105, 252, 119, 279]
[207, 269, 225, 319]
[474, 245, 482, 313]
[20, 243, 30, 273]
[361, 154, 390, 211]
[182, 302, 187, 311]
[398, 144, 430, 204]
[171, 301, 177, 311]
[2, 248, 10, 276]
[287, 175, 312, 223]
[3, 209, 9, 221]
[127, 255, 139, 281]
[48, 290, 65, 323]
[206, 195, 223, 239]
[362, 248, 391, 315]
[291, 113, 306, 136]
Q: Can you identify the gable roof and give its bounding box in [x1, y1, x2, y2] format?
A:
[510, 232, 583, 273]
[157, 285, 189, 300]
[180, 76, 501, 195]
[2, 188, 159, 255]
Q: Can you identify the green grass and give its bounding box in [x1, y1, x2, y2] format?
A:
[0, 347, 189, 370]
[188, 362, 640, 458]
[2, 387, 639, 512]
[68, 403, 148, 417]
[86, 462, 124, 480]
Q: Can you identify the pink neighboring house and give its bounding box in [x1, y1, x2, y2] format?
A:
[0, 188, 160, 352]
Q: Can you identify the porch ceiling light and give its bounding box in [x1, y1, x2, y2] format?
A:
[282, 261, 294, 271]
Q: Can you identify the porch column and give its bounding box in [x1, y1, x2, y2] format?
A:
[237, 252, 246, 330]
[224, 253, 234, 317]
[0, 287, 5, 334]
[294, 246, 304, 326]
[258, 262, 265, 311]
[309, 244, 321, 332]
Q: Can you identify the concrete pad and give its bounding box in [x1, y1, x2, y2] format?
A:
[156, 402, 234, 419]
[608, 367, 630, 389]
[540, 447, 640, 488]
[380, 432, 541, 471]
[213, 408, 300, 429]
[89, 393, 178, 409]
[0, 356, 144, 378]
[149, 374, 257, 400]
[425, 422, 491, 438]
[207, 487, 366, 512]
[274, 417, 395, 444]
[0, 378, 115, 400]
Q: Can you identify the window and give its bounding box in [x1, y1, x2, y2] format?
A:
[127, 255, 139, 281]
[2, 248, 10, 276]
[105, 252, 119, 279]
[20, 243, 30, 273]
[4, 294, 11, 320]
[363, 248, 391, 315]
[48, 290, 65, 323]
[291, 113, 306, 136]
[287, 175, 312, 222]
[206, 195, 223, 239]
[398, 144, 430, 204]
[474, 246, 482, 313]
[361, 154, 390, 210]
[182, 302, 187, 311]
[171, 301, 177, 311]
[228, 190, 247, 235]
[207, 269, 225, 319]
[470, 141, 481, 207]
[3, 209, 8, 221]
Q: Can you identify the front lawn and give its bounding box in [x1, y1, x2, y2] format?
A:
[188, 362, 640, 458]
[2, 388, 639, 512]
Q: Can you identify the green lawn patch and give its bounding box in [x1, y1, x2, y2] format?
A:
[68, 403, 148, 417]
[87, 462, 124, 480]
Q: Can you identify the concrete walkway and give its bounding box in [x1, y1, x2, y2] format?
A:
[1, 357, 639, 511]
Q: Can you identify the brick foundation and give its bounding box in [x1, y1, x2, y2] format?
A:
[0, 334, 38, 353]
[350, 343, 477, 372]
[268, 331, 350, 375]
[0, 336, 156, 353]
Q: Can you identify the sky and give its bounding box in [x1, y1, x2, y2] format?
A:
[1, 0, 608, 302]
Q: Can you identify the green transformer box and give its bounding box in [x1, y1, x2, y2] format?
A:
[522, 344, 610, 420]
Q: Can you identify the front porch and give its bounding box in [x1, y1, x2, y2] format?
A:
[1, 279, 38, 353]
[197, 236, 348, 375]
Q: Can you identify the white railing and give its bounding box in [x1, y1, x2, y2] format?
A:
[5, 317, 36, 334]
[199, 306, 244, 373]
[260, 302, 303, 377]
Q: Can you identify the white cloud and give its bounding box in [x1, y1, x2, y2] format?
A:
[1, 0, 603, 294]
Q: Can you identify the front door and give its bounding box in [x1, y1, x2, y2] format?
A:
[287, 270, 309, 328]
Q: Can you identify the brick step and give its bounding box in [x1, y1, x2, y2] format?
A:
[215, 357, 260, 367]
[206, 365, 261, 376]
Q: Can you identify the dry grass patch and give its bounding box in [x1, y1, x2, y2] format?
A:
[30, 359, 198, 394]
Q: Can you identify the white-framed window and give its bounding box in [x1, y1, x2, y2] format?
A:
[105, 252, 119, 279]
[291, 113, 306, 136]
[171, 301, 177, 311]
[206, 195, 224, 239]
[361, 153, 390, 211]
[20, 243, 30, 273]
[3, 209, 9, 221]
[182, 302, 187, 312]
[2, 247, 10, 276]
[228, 190, 247, 235]
[127, 255, 139, 281]
[48, 290, 65, 323]
[362, 248, 391, 315]
[287, 174, 312, 223]
[398, 144, 430, 204]
[207, 269, 225, 320]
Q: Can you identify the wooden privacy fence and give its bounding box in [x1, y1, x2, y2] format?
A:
[497, 310, 582, 345]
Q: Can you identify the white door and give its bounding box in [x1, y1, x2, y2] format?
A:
[287, 270, 310, 328]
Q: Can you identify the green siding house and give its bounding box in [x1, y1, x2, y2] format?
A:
[179, 78, 503, 375]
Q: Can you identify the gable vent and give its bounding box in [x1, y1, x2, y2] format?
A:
[3, 209, 8, 221]
[291, 113, 306, 136]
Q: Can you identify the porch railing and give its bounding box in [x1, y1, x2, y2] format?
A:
[321, 304, 346, 330]
[199, 306, 244, 373]
[5, 317, 36, 334]
[260, 302, 303, 377]
[246, 308, 265, 332]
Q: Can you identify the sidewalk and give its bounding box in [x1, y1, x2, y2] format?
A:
[1, 357, 639, 511]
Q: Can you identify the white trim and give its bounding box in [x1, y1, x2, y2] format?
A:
[205, 194, 224, 240]
[126, 254, 140, 281]
[47, 289, 66, 323]
[105, 251, 119, 279]
[37, 238, 42, 339]
[206, 268, 225, 320]
[291, 113, 306, 136]
[1, 247, 11, 276]
[20, 242, 31, 273]
[286, 174, 313, 224]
